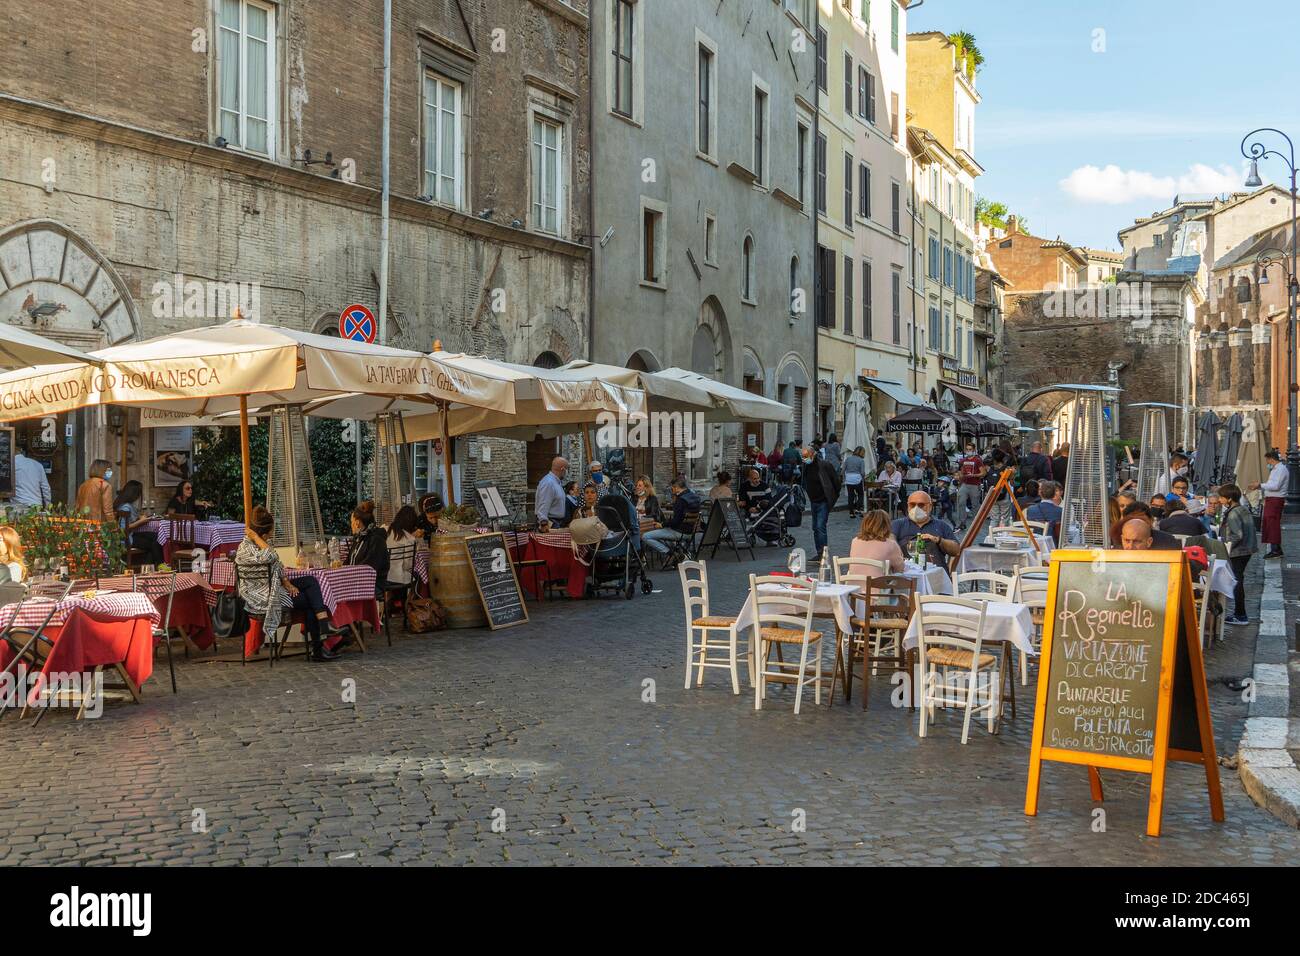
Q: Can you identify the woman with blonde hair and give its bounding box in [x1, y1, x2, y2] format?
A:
[633, 475, 661, 522]
[848, 509, 905, 571]
[0, 526, 26, 583]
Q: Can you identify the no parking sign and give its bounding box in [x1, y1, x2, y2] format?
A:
[339, 304, 377, 343]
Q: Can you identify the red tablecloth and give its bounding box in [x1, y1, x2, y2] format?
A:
[0, 608, 155, 696]
[510, 536, 587, 600]
[99, 573, 217, 650]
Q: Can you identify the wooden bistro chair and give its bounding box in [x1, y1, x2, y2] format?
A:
[830, 556, 887, 701]
[382, 543, 418, 646]
[168, 516, 202, 571]
[145, 571, 179, 694]
[678, 561, 745, 694]
[1012, 567, 1050, 685]
[845, 574, 916, 711]
[232, 562, 289, 667]
[663, 510, 701, 570]
[750, 574, 821, 715]
[915, 595, 999, 745]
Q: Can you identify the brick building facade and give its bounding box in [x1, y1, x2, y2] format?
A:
[0, 0, 591, 508]
[986, 218, 1086, 292]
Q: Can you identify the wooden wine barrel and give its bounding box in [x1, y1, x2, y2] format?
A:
[426, 533, 486, 629]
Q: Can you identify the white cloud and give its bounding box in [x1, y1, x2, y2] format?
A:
[1058, 162, 1245, 204]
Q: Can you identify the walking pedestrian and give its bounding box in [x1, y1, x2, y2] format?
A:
[801, 445, 841, 556]
[956, 442, 986, 529]
[1217, 483, 1257, 625]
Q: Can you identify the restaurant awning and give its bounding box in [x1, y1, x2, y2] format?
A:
[965, 403, 1019, 426]
[885, 406, 952, 433]
[864, 378, 924, 409]
[944, 383, 1017, 418]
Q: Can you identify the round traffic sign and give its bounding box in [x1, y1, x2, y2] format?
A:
[339, 304, 377, 343]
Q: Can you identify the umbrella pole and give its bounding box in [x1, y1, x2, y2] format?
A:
[119, 407, 129, 486]
[441, 401, 454, 505]
[239, 395, 252, 527]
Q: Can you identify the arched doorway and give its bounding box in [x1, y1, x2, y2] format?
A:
[741, 347, 766, 456]
[690, 298, 733, 481]
[0, 220, 140, 503]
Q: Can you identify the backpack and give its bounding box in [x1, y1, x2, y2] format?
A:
[785, 485, 807, 528]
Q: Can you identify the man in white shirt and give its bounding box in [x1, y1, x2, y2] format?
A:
[1252, 449, 1288, 558]
[1153, 452, 1188, 497]
[12, 440, 50, 512]
[534, 457, 569, 531]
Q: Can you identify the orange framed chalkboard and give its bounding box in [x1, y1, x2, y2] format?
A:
[1024, 549, 1223, 837]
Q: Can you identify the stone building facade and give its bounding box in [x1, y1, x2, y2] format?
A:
[1194, 217, 1295, 451]
[589, 0, 816, 486]
[0, 0, 591, 508]
[1001, 272, 1201, 445]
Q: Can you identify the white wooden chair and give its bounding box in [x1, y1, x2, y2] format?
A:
[750, 574, 821, 715]
[953, 570, 1013, 600]
[678, 561, 745, 694]
[1012, 567, 1050, 685]
[915, 595, 998, 744]
[1192, 569, 1212, 652]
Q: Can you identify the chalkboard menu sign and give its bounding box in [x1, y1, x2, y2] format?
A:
[697, 497, 754, 561]
[0, 426, 12, 498]
[1025, 549, 1223, 837]
[464, 532, 528, 630]
[1039, 559, 1166, 760]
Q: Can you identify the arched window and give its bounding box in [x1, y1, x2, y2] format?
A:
[533, 350, 562, 369]
[742, 236, 755, 301]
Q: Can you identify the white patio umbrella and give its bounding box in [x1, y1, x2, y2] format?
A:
[0, 322, 102, 369]
[965, 403, 1019, 426]
[0, 321, 514, 522]
[1235, 409, 1270, 508]
[841, 389, 876, 473]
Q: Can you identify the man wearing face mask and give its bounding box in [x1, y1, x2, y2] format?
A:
[801, 445, 840, 556]
[892, 491, 960, 565]
[1154, 452, 1189, 496]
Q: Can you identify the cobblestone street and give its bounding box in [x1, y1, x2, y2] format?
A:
[0, 510, 1293, 866]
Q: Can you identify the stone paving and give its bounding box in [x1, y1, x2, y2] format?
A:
[0, 510, 1296, 865]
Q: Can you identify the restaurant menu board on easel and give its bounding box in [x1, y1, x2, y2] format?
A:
[0, 426, 13, 498]
[1025, 550, 1224, 837]
[464, 532, 528, 630]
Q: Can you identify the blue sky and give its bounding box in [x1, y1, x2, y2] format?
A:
[908, 0, 1300, 250]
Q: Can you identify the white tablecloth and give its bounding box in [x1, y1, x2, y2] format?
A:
[903, 600, 1038, 657]
[1208, 558, 1236, 600]
[735, 581, 858, 636]
[901, 562, 952, 596]
[956, 544, 1044, 576]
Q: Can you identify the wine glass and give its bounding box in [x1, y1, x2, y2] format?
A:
[787, 547, 805, 578]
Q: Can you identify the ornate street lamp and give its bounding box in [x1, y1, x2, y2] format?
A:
[1241, 128, 1300, 513]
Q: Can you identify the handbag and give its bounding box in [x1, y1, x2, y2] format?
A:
[210, 589, 249, 641]
[404, 594, 447, 633]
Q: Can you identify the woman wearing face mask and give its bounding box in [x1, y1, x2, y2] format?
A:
[75, 459, 117, 523]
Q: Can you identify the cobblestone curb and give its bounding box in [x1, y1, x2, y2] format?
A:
[1237, 547, 1300, 827]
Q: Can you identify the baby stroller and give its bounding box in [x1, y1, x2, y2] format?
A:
[586, 494, 654, 599]
[746, 483, 797, 547]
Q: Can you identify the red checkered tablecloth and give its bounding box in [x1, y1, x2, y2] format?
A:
[208, 559, 377, 615]
[151, 520, 247, 552]
[0, 592, 160, 630]
[99, 572, 213, 601]
[337, 540, 428, 585]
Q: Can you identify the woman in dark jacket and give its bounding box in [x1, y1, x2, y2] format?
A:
[347, 507, 391, 598]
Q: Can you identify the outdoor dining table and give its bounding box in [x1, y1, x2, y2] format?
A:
[0, 592, 160, 702]
[99, 572, 218, 650]
[955, 543, 1045, 576]
[900, 561, 953, 596]
[902, 599, 1038, 658]
[148, 519, 247, 562]
[504, 529, 587, 600]
[208, 559, 379, 657]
